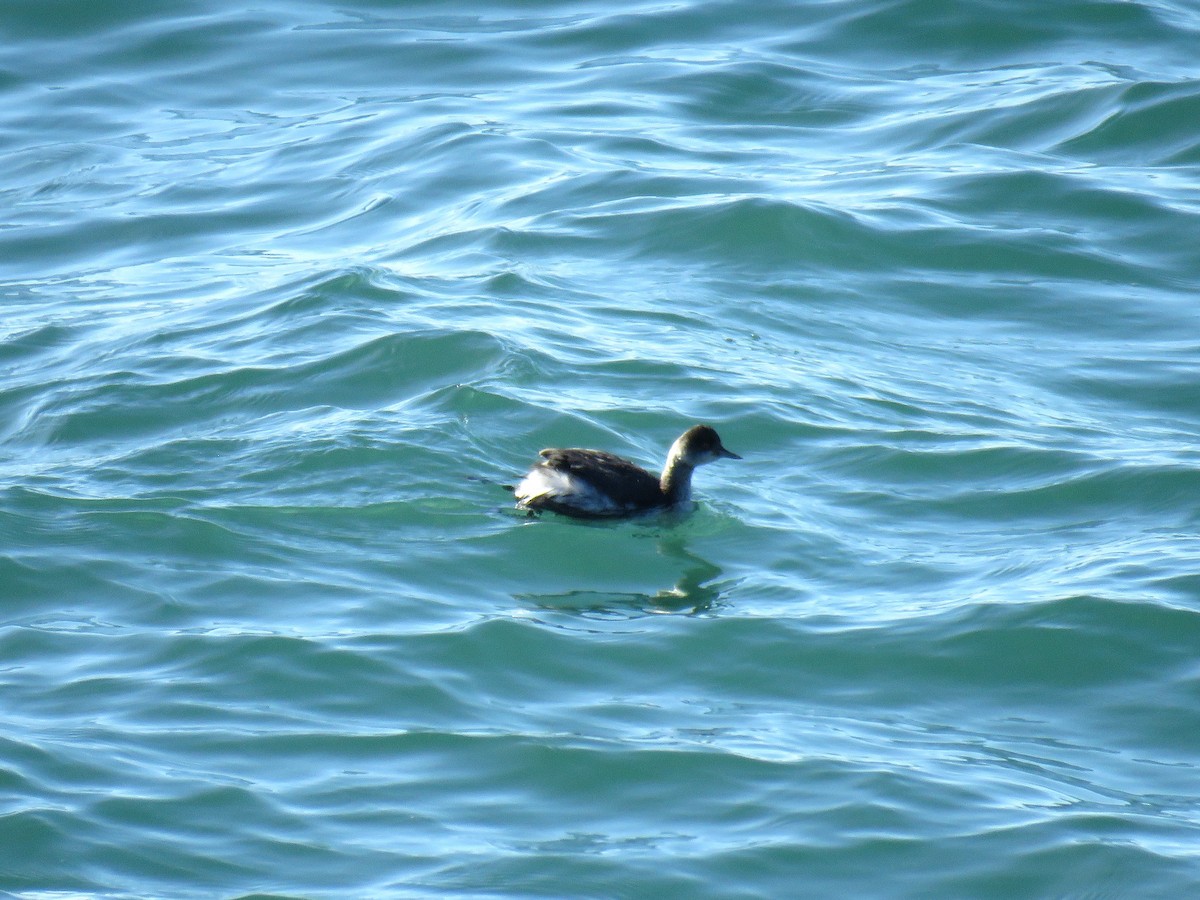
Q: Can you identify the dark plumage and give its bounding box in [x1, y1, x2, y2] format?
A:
[533, 448, 663, 512]
[514, 424, 740, 518]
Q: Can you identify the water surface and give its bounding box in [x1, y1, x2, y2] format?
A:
[3, 0, 1200, 896]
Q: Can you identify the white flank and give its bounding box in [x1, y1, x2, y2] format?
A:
[515, 467, 625, 515]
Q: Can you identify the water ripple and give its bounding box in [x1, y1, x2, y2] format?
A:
[4, 0, 1200, 895]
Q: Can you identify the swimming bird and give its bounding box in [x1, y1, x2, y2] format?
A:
[514, 424, 740, 518]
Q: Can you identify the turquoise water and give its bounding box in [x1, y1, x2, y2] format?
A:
[3, 0, 1200, 896]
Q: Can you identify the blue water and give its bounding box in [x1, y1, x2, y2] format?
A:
[3, 0, 1200, 896]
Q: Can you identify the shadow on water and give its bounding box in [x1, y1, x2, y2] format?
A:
[514, 534, 727, 618]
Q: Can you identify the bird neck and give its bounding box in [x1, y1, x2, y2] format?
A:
[660, 456, 696, 505]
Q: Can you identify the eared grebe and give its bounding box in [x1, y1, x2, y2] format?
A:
[514, 424, 740, 518]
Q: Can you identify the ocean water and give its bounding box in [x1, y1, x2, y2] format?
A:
[3, 0, 1200, 896]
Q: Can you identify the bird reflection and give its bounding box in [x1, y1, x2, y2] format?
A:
[514, 536, 725, 618]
